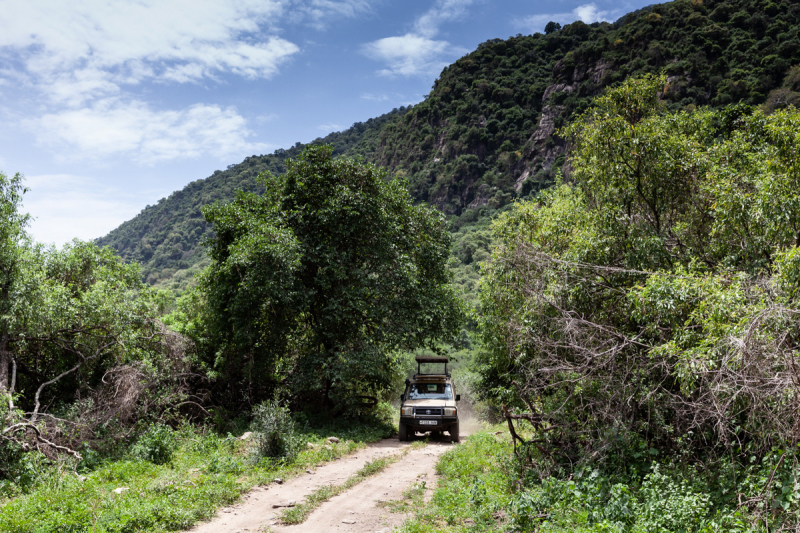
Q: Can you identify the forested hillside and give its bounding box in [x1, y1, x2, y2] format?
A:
[377, 0, 800, 216]
[95, 108, 407, 287]
[470, 74, 800, 531]
[98, 0, 800, 291]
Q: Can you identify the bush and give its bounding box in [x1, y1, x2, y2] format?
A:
[250, 400, 301, 462]
[634, 464, 711, 533]
[0, 441, 50, 498]
[371, 400, 395, 427]
[130, 424, 178, 465]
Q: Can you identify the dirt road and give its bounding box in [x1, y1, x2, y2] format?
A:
[188, 434, 458, 533]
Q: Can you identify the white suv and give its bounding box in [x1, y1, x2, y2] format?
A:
[398, 356, 460, 442]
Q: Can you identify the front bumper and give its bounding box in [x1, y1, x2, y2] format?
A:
[400, 416, 458, 430]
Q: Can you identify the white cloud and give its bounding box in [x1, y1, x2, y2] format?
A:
[22, 174, 149, 245]
[255, 113, 280, 123]
[574, 3, 605, 22]
[362, 34, 463, 77]
[0, 0, 301, 103]
[0, 1, 378, 162]
[414, 0, 474, 38]
[361, 93, 390, 101]
[26, 99, 270, 163]
[317, 123, 342, 131]
[361, 0, 472, 77]
[0, 1, 374, 107]
[517, 3, 615, 33]
[289, 0, 374, 29]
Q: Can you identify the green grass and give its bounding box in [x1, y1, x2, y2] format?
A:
[0, 422, 391, 533]
[377, 480, 428, 514]
[399, 427, 766, 533]
[278, 442, 424, 525]
[399, 428, 513, 533]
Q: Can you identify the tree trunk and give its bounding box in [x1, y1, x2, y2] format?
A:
[0, 333, 9, 393]
[0, 278, 10, 393]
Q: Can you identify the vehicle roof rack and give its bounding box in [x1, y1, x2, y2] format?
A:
[414, 355, 450, 377]
[415, 356, 449, 364]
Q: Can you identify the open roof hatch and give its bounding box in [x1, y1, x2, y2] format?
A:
[414, 355, 449, 377]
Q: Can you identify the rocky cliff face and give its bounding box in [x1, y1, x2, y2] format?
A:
[515, 58, 616, 192]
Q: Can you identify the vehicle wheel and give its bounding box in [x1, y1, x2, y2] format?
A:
[450, 422, 460, 443]
[399, 422, 410, 441]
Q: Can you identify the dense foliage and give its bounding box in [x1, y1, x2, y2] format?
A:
[97, 0, 800, 296]
[0, 172, 29, 398]
[0, 171, 192, 486]
[173, 145, 464, 412]
[478, 75, 800, 528]
[402, 429, 798, 532]
[372, 0, 800, 215]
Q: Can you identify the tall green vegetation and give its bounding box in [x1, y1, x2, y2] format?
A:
[374, 0, 800, 214]
[478, 75, 800, 527]
[172, 145, 464, 412]
[0, 172, 29, 397]
[0, 172, 186, 480]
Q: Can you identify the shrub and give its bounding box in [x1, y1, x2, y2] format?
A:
[0, 441, 50, 498]
[371, 400, 395, 427]
[634, 464, 710, 533]
[130, 424, 178, 465]
[250, 400, 301, 462]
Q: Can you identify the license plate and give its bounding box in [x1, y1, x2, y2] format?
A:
[419, 420, 438, 425]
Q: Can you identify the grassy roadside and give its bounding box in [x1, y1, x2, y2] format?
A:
[397, 428, 513, 533]
[279, 440, 426, 525]
[396, 428, 766, 533]
[0, 422, 392, 533]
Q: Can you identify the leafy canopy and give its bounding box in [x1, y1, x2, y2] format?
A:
[1, 173, 179, 464]
[191, 145, 464, 410]
[0, 171, 30, 393]
[478, 75, 800, 477]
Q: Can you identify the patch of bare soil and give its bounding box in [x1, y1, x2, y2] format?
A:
[187, 431, 465, 533]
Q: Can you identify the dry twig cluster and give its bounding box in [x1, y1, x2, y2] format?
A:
[1, 322, 203, 463]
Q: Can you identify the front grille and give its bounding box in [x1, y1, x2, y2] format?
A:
[415, 408, 443, 416]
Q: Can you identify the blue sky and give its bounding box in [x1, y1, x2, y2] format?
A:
[0, 0, 656, 245]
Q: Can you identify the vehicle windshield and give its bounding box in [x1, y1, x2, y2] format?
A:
[407, 382, 453, 400]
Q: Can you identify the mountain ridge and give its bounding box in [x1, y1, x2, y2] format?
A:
[96, 0, 800, 290]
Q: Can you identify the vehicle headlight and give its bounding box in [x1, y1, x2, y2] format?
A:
[444, 407, 456, 416]
[401, 407, 414, 416]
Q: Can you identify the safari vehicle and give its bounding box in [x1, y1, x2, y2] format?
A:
[398, 356, 460, 442]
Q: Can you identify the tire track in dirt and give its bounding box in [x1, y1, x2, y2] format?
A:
[271, 439, 454, 533]
[188, 436, 455, 533]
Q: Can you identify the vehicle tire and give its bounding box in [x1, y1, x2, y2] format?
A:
[399, 422, 410, 441]
[450, 422, 460, 443]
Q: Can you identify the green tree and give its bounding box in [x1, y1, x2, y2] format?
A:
[1, 239, 172, 456]
[0, 175, 174, 457]
[0, 172, 29, 395]
[544, 21, 561, 34]
[478, 75, 800, 480]
[192, 145, 464, 411]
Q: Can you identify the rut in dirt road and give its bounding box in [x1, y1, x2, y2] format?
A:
[188, 435, 458, 533]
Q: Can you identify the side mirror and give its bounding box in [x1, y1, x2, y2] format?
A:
[456, 394, 461, 401]
[400, 394, 405, 402]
